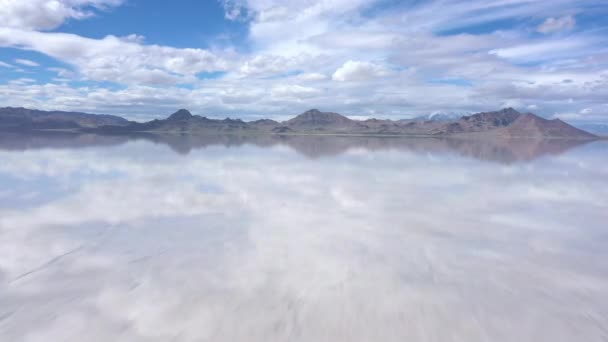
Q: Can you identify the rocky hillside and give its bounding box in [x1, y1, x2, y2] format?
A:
[0, 107, 129, 130]
[1, 106, 598, 139]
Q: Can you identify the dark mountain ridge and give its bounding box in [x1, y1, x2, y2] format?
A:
[167, 109, 194, 121]
[0, 106, 598, 139]
[286, 109, 354, 127]
[0, 107, 129, 130]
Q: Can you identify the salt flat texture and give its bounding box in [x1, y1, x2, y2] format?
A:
[0, 136, 607, 342]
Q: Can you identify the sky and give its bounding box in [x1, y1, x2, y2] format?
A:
[0, 0, 607, 122]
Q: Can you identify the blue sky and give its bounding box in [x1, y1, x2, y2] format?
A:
[1, 0, 608, 122]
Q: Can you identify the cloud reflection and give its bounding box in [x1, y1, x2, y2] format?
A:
[0, 134, 607, 341]
[0, 131, 598, 163]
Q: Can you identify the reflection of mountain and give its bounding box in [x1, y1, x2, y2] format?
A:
[0, 131, 129, 150]
[0, 131, 599, 164]
[241, 135, 594, 163]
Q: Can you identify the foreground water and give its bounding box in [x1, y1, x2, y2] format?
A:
[0, 133, 607, 341]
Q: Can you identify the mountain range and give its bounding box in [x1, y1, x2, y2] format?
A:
[0, 106, 598, 139]
[0, 107, 129, 130]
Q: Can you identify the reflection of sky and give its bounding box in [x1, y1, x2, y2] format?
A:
[0, 139, 607, 341]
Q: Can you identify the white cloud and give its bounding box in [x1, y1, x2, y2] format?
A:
[0, 28, 229, 85]
[257, 5, 290, 22]
[332, 60, 391, 82]
[48, 67, 76, 78]
[220, 88, 263, 105]
[220, 0, 248, 21]
[239, 54, 291, 76]
[0, 0, 124, 30]
[296, 73, 327, 82]
[308, 31, 397, 50]
[538, 16, 576, 34]
[245, 0, 371, 24]
[224, 7, 243, 21]
[0, 61, 13, 68]
[238, 54, 321, 77]
[488, 38, 592, 63]
[14, 58, 40, 67]
[270, 84, 321, 98]
[8, 78, 36, 85]
[242, 0, 372, 57]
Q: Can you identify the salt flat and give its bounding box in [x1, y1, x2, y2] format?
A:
[0, 134, 607, 341]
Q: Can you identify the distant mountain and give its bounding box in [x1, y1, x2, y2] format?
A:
[409, 112, 465, 122]
[495, 113, 597, 139]
[0, 107, 129, 130]
[286, 109, 355, 127]
[454, 109, 596, 139]
[0, 106, 598, 139]
[276, 109, 366, 133]
[457, 108, 522, 132]
[98, 109, 252, 134]
[167, 108, 194, 121]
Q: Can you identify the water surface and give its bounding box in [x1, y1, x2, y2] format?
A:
[0, 133, 607, 341]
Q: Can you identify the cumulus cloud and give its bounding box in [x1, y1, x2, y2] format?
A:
[0, 28, 228, 85]
[332, 60, 391, 82]
[0, 0, 124, 30]
[537, 15, 576, 34]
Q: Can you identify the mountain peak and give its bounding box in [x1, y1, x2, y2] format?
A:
[295, 109, 344, 119]
[287, 109, 354, 127]
[500, 107, 521, 115]
[501, 111, 597, 138]
[168, 109, 193, 121]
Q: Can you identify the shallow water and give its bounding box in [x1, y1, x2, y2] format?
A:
[0, 133, 607, 341]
